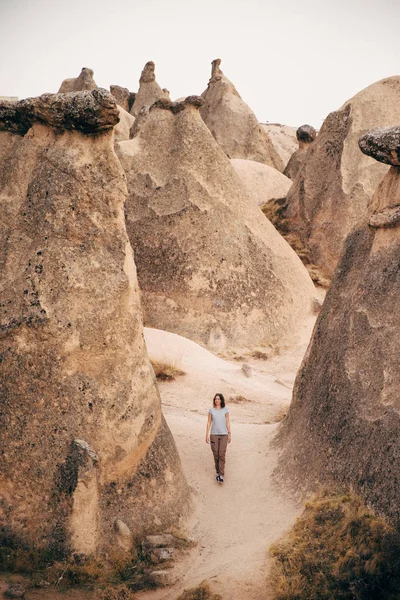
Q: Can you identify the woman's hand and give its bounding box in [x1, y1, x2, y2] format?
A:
[228, 432, 231, 444]
[206, 436, 210, 444]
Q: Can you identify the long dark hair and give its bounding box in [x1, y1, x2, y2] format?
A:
[213, 393, 225, 408]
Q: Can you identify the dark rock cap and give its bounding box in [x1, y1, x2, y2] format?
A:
[296, 124, 316, 144]
[359, 125, 400, 166]
[0, 89, 119, 135]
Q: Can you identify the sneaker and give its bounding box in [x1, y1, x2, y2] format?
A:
[217, 475, 224, 483]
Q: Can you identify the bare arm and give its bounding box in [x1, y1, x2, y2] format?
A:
[226, 413, 231, 443]
[206, 413, 212, 443]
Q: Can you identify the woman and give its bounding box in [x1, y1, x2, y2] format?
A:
[205, 393, 231, 483]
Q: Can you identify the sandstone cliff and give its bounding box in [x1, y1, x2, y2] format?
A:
[0, 90, 189, 558]
[117, 96, 315, 354]
[261, 123, 297, 173]
[276, 124, 400, 523]
[275, 76, 400, 280]
[231, 159, 292, 207]
[200, 59, 282, 170]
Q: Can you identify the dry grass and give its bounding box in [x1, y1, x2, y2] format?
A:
[261, 199, 330, 289]
[95, 585, 137, 600]
[150, 357, 185, 381]
[270, 489, 400, 600]
[0, 543, 159, 594]
[175, 581, 222, 600]
[228, 394, 254, 404]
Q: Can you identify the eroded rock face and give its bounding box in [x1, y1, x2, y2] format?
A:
[261, 123, 298, 173]
[58, 67, 97, 93]
[0, 92, 189, 557]
[114, 106, 135, 142]
[200, 59, 282, 170]
[130, 61, 169, 117]
[284, 124, 316, 180]
[278, 76, 400, 280]
[110, 85, 136, 113]
[231, 159, 292, 206]
[117, 97, 315, 353]
[276, 126, 400, 523]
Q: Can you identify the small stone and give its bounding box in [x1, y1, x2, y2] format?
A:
[149, 569, 178, 587]
[312, 297, 323, 314]
[241, 363, 252, 378]
[4, 583, 26, 599]
[114, 518, 133, 552]
[150, 547, 175, 563]
[141, 533, 178, 555]
[359, 125, 400, 166]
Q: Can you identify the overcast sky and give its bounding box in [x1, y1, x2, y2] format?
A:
[0, 0, 398, 126]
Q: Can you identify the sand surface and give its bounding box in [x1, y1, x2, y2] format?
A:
[139, 312, 319, 600]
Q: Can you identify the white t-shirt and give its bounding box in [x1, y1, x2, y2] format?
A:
[209, 406, 229, 434]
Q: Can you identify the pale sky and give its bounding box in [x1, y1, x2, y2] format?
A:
[0, 0, 398, 127]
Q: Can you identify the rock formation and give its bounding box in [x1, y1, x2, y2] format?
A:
[273, 76, 400, 280]
[0, 91, 189, 558]
[117, 96, 315, 353]
[261, 123, 297, 173]
[276, 124, 400, 524]
[58, 67, 97, 93]
[130, 61, 169, 117]
[230, 159, 292, 206]
[283, 124, 316, 180]
[110, 85, 136, 113]
[200, 59, 282, 170]
[114, 106, 135, 142]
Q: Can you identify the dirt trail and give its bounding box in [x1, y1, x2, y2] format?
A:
[140, 316, 319, 600]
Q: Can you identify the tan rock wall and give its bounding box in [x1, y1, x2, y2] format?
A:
[276, 161, 400, 524]
[0, 93, 189, 556]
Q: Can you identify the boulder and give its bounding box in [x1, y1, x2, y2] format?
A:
[0, 91, 189, 557]
[110, 85, 136, 113]
[231, 158, 292, 206]
[276, 125, 400, 524]
[283, 124, 316, 180]
[200, 59, 282, 170]
[261, 123, 298, 172]
[130, 61, 169, 117]
[58, 67, 97, 93]
[273, 76, 400, 280]
[117, 96, 315, 353]
[114, 106, 135, 142]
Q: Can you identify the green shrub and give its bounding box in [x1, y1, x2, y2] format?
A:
[270, 490, 400, 600]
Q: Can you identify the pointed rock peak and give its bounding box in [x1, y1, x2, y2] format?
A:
[58, 67, 97, 93]
[131, 61, 169, 117]
[140, 61, 156, 84]
[211, 58, 223, 81]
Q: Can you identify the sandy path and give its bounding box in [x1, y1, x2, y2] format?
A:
[139, 321, 319, 599]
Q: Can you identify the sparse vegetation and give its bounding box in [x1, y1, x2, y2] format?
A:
[261, 199, 330, 288]
[150, 357, 185, 381]
[0, 543, 160, 595]
[176, 581, 222, 600]
[228, 394, 254, 404]
[270, 490, 400, 600]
